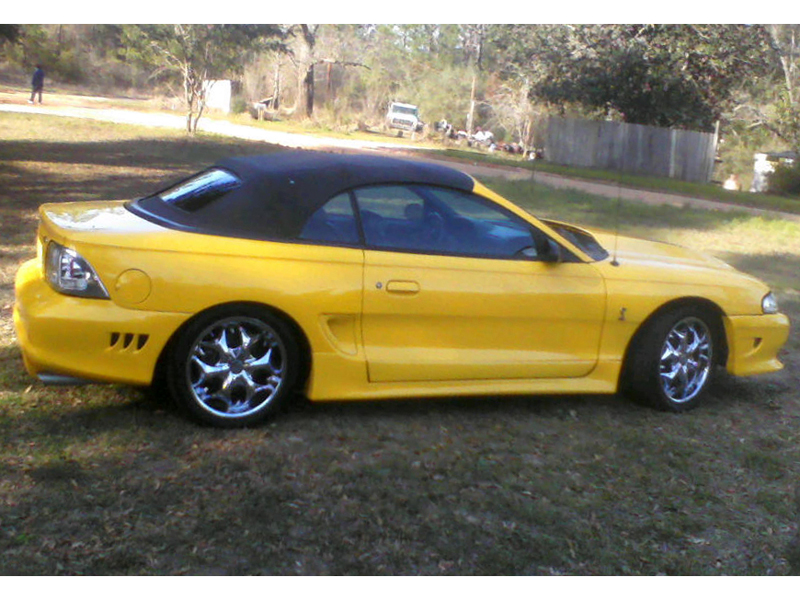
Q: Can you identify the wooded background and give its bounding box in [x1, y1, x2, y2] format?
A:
[1, 25, 798, 186]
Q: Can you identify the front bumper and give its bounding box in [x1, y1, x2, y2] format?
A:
[389, 118, 418, 131]
[13, 259, 188, 386]
[723, 313, 790, 376]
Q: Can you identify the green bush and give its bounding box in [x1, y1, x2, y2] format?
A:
[768, 162, 800, 197]
[51, 48, 84, 83]
[231, 97, 249, 115]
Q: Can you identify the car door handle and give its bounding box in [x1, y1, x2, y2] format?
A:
[385, 280, 420, 294]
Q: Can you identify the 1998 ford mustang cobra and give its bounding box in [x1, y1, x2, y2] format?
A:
[13, 151, 790, 427]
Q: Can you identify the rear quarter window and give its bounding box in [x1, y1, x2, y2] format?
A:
[159, 168, 241, 212]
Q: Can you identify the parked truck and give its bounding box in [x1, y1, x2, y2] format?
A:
[386, 102, 424, 133]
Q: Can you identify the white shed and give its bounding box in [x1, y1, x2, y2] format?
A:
[204, 80, 232, 114]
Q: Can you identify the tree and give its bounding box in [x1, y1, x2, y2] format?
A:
[285, 25, 369, 118]
[488, 25, 774, 132]
[0, 25, 19, 45]
[355, 25, 422, 118]
[460, 24, 488, 70]
[122, 25, 284, 133]
[766, 25, 800, 151]
[352, 25, 489, 129]
[487, 76, 538, 145]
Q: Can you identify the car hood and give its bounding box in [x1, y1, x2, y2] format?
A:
[537, 217, 731, 273]
[564, 225, 772, 298]
[592, 231, 735, 272]
[561, 223, 775, 318]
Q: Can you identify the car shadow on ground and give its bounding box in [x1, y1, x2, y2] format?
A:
[6, 368, 792, 439]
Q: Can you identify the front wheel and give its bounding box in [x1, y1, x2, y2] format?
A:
[623, 306, 720, 412]
[167, 306, 301, 427]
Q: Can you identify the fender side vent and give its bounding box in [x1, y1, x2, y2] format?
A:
[109, 332, 149, 352]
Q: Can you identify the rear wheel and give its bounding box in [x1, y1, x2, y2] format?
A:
[624, 305, 719, 412]
[167, 306, 301, 427]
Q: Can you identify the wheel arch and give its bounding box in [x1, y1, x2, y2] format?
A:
[619, 296, 729, 389]
[152, 300, 313, 395]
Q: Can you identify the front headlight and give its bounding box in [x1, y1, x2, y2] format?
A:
[45, 241, 109, 299]
[762, 292, 779, 314]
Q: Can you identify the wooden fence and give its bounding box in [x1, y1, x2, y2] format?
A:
[540, 117, 718, 183]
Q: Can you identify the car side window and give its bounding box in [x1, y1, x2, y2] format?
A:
[354, 184, 541, 259]
[353, 186, 430, 251]
[298, 193, 360, 245]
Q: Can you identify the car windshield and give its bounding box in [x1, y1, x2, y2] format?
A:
[159, 168, 241, 212]
[543, 220, 608, 261]
[392, 105, 418, 116]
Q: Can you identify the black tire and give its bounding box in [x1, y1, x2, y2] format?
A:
[623, 305, 720, 412]
[166, 305, 301, 427]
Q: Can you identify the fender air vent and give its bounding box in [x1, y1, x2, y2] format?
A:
[109, 332, 149, 352]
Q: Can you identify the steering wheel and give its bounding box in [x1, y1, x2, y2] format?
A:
[421, 211, 445, 245]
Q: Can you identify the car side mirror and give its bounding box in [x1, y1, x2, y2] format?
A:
[539, 239, 562, 263]
[519, 239, 562, 263]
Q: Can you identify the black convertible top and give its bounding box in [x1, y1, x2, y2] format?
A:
[128, 150, 475, 241]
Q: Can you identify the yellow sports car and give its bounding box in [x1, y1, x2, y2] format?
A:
[13, 151, 790, 427]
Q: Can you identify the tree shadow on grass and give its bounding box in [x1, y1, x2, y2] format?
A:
[0, 136, 279, 171]
[0, 136, 281, 213]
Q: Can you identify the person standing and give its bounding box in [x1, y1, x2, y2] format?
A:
[29, 65, 44, 104]
[723, 174, 742, 191]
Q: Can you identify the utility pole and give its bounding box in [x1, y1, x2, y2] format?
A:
[467, 73, 476, 134]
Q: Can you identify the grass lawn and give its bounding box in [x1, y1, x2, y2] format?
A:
[430, 148, 800, 216]
[1, 112, 799, 575]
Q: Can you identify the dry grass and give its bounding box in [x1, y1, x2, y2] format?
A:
[1, 113, 800, 575]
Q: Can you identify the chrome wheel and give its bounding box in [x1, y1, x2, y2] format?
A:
[658, 316, 713, 404]
[186, 317, 287, 420]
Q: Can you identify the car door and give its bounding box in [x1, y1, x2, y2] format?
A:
[354, 184, 607, 383]
[294, 192, 366, 360]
